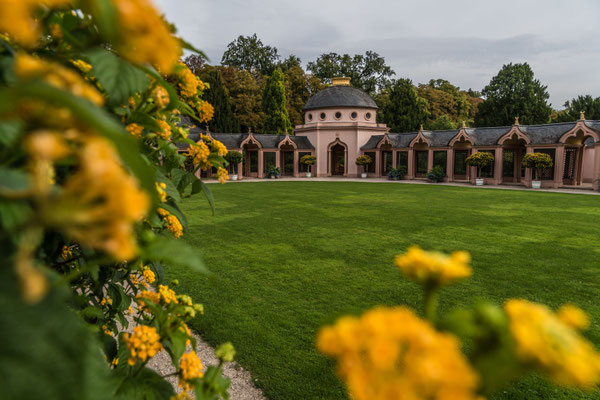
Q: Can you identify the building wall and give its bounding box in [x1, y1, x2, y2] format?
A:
[583, 146, 595, 183]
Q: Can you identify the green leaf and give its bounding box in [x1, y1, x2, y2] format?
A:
[114, 367, 175, 400]
[128, 111, 163, 132]
[85, 48, 150, 106]
[0, 199, 32, 233]
[143, 235, 208, 274]
[0, 167, 31, 194]
[81, 0, 117, 43]
[158, 201, 188, 231]
[178, 38, 209, 61]
[199, 180, 215, 215]
[137, 65, 179, 110]
[169, 168, 186, 189]
[80, 306, 105, 322]
[177, 172, 196, 194]
[0, 120, 24, 147]
[169, 329, 188, 366]
[156, 170, 182, 203]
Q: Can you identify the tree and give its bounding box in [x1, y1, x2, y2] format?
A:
[199, 68, 240, 133]
[417, 79, 481, 127]
[474, 63, 552, 126]
[221, 34, 280, 76]
[307, 51, 395, 94]
[378, 79, 429, 132]
[283, 66, 325, 127]
[278, 54, 302, 72]
[183, 54, 207, 75]
[427, 114, 457, 130]
[262, 67, 292, 134]
[218, 66, 265, 133]
[554, 95, 600, 122]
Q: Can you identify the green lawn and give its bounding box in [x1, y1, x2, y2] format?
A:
[169, 182, 600, 400]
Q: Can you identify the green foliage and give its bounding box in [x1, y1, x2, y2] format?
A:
[466, 152, 495, 178]
[522, 152, 553, 180]
[426, 165, 446, 182]
[474, 63, 552, 127]
[262, 67, 292, 135]
[554, 95, 600, 122]
[378, 78, 429, 132]
[387, 166, 407, 180]
[217, 66, 265, 133]
[300, 155, 316, 166]
[417, 79, 481, 128]
[283, 66, 324, 127]
[355, 155, 373, 166]
[307, 51, 395, 94]
[200, 68, 240, 133]
[266, 165, 281, 178]
[426, 114, 457, 130]
[221, 34, 280, 77]
[225, 151, 243, 173]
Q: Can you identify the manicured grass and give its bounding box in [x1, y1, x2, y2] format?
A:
[169, 182, 600, 400]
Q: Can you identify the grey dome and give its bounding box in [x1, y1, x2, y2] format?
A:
[303, 86, 378, 111]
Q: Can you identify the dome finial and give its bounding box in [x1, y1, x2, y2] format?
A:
[514, 116, 519, 125]
[419, 124, 423, 131]
[580, 111, 585, 120]
[462, 120, 466, 128]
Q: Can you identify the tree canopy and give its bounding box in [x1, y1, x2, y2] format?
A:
[221, 33, 280, 76]
[417, 79, 481, 128]
[474, 63, 552, 127]
[283, 66, 325, 127]
[307, 51, 395, 94]
[218, 66, 265, 133]
[199, 68, 240, 133]
[262, 67, 292, 134]
[554, 95, 600, 122]
[377, 78, 429, 132]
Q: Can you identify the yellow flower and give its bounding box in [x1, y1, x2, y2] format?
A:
[71, 59, 92, 73]
[42, 136, 150, 261]
[557, 303, 590, 330]
[100, 297, 112, 306]
[61, 245, 72, 260]
[155, 119, 171, 140]
[136, 290, 160, 310]
[124, 325, 162, 366]
[126, 123, 143, 138]
[111, 357, 119, 366]
[188, 141, 210, 167]
[505, 299, 600, 388]
[109, 0, 181, 73]
[197, 100, 214, 123]
[317, 306, 480, 400]
[15, 53, 104, 106]
[394, 245, 471, 287]
[143, 268, 155, 284]
[0, 0, 72, 46]
[151, 85, 170, 109]
[175, 63, 199, 98]
[178, 351, 203, 390]
[158, 284, 178, 304]
[155, 182, 167, 202]
[211, 139, 228, 157]
[157, 208, 183, 238]
[217, 167, 229, 184]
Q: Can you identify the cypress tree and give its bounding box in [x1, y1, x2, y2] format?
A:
[202, 69, 240, 133]
[262, 67, 292, 134]
[380, 78, 429, 132]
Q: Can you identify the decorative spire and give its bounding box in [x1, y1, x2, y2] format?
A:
[580, 111, 585, 120]
[419, 124, 423, 131]
[284, 128, 288, 136]
[514, 116, 519, 125]
[205, 125, 210, 133]
[462, 120, 466, 128]
[248, 127, 252, 134]
[385, 127, 391, 135]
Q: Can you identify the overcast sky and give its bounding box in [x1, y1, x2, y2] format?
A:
[154, 0, 600, 108]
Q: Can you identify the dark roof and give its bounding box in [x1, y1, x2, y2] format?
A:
[465, 126, 510, 146]
[304, 86, 378, 111]
[518, 122, 577, 144]
[361, 133, 417, 149]
[423, 129, 460, 147]
[176, 131, 314, 150]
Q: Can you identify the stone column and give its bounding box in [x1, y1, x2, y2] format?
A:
[494, 147, 503, 184]
[593, 143, 600, 191]
[392, 150, 397, 169]
[258, 149, 264, 178]
[275, 151, 281, 171]
[427, 149, 434, 172]
[524, 146, 533, 187]
[293, 150, 299, 177]
[470, 148, 478, 184]
[554, 146, 565, 188]
[375, 151, 381, 177]
[407, 149, 415, 179]
[327, 149, 331, 177]
[237, 162, 243, 180]
[447, 148, 454, 182]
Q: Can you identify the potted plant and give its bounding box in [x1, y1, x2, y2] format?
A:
[465, 152, 494, 186]
[225, 151, 244, 181]
[266, 164, 281, 179]
[300, 155, 316, 178]
[426, 165, 445, 183]
[387, 166, 407, 181]
[355, 155, 373, 178]
[522, 152, 553, 189]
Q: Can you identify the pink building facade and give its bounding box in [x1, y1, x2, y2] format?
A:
[186, 78, 600, 190]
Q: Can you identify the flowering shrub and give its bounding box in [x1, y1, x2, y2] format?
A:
[0, 1, 234, 399]
[522, 152, 553, 180]
[318, 246, 600, 399]
[466, 151, 494, 178]
[299, 154, 316, 166]
[355, 154, 373, 173]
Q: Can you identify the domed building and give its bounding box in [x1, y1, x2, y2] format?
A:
[185, 77, 600, 190]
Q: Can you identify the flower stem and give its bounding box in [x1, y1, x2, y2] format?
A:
[423, 285, 438, 323]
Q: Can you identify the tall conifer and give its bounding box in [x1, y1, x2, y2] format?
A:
[262, 67, 292, 134]
[202, 69, 240, 133]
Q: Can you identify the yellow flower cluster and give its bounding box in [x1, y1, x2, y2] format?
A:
[158, 284, 178, 304]
[175, 63, 200, 98]
[143, 268, 156, 284]
[100, 297, 112, 306]
[394, 245, 472, 287]
[136, 290, 160, 310]
[124, 325, 163, 366]
[71, 59, 92, 74]
[212, 139, 228, 157]
[217, 167, 229, 184]
[61, 245, 72, 260]
[317, 306, 480, 400]
[196, 101, 215, 123]
[505, 299, 600, 388]
[157, 208, 183, 238]
[178, 351, 203, 390]
[111, 0, 181, 73]
[155, 182, 167, 202]
[15, 53, 104, 106]
[152, 85, 170, 109]
[49, 136, 150, 260]
[126, 123, 143, 138]
[155, 119, 171, 140]
[188, 141, 210, 166]
[0, 0, 72, 46]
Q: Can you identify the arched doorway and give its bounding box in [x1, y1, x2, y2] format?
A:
[501, 135, 527, 184]
[562, 130, 595, 186]
[380, 144, 393, 176]
[413, 142, 429, 177]
[243, 143, 260, 177]
[279, 144, 295, 176]
[452, 138, 472, 181]
[330, 144, 346, 176]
